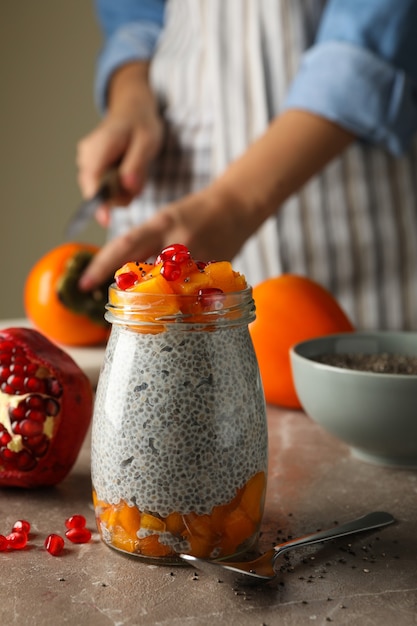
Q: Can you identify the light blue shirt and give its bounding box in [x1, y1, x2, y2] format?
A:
[94, 0, 417, 155]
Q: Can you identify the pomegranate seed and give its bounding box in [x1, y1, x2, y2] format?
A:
[116, 271, 138, 290]
[25, 435, 49, 456]
[195, 260, 207, 270]
[0, 535, 8, 551]
[25, 409, 45, 423]
[0, 447, 15, 462]
[45, 534, 65, 556]
[15, 449, 36, 471]
[156, 243, 190, 264]
[7, 531, 27, 550]
[7, 374, 25, 391]
[12, 519, 31, 534]
[65, 527, 92, 544]
[198, 287, 224, 308]
[10, 363, 25, 376]
[46, 378, 62, 398]
[45, 398, 59, 416]
[9, 403, 26, 420]
[19, 419, 44, 438]
[65, 514, 87, 529]
[160, 260, 182, 281]
[0, 366, 11, 381]
[25, 394, 44, 409]
[24, 363, 38, 376]
[0, 430, 12, 446]
[24, 377, 46, 394]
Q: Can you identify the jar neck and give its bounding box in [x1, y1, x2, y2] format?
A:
[105, 284, 256, 330]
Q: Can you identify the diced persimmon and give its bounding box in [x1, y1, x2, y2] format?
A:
[138, 535, 173, 557]
[117, 503, 142, 536]
[111, 526, 139, 554]
[165, 511, 186, 535]
[203, 261, 247, 292]
[98, 501, 124, 528]
[140, 512, 166, 532]
[223, 507, 255, 550]
[183, 512, 212, 537]
[239, 471, 267, 524]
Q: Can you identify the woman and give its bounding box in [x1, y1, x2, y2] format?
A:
[77, 0, 417, 330]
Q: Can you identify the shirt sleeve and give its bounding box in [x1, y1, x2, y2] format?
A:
[94, 0, 166, 111]
[283, 0, 417, 155]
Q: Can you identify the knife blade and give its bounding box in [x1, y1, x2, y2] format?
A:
[65, 168, 122, 239]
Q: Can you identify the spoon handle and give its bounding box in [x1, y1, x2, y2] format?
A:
[273, 511, 395, 563]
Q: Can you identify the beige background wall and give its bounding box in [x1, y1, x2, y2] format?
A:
[1, 2, 105, 319]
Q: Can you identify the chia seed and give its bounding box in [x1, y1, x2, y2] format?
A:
[313, 352, 417, 375]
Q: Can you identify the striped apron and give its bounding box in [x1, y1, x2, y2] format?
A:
[109, 0, 417, 331]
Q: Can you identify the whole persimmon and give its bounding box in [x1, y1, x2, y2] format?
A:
[250, 274, 354, 408]
[24, 243, 111, 347]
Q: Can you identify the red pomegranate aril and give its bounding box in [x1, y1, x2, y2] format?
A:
[45, 398, 59, 416]
[7, 374, 25, 391]
[25, 435, 49, 456]
[45, 533, 65, 556]
[46, 377, 62, 398]
[24, 377, 46, 394]
[15, 449, 36, 471]
[116, 271, 138, 291]
[25, 394, 44, 409]
[0, 430, 12, 446]
[11, 421, 21, 435]
[9, 404, 26, 420]
[0, 535, 8, 551]
[7, 531, 27, 550]
[12, 519, 31, 534]
[65, 514, 86, 530]
[172, 250, 191, 264]
[19, 419, 44, 438]
[25, 409, 45, 423]
[0, 448, 15, 462]
[156, 243, 190, 265]
[160, 260, 182, 282]
[195, 260, 207, 271]
[198, 287, 224, 308]
[65, 527, 92, 544]
[0, 366, 11, 381]
[10, 363, 25, 376]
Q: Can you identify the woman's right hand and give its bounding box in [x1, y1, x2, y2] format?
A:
[76, 61, 164, 227]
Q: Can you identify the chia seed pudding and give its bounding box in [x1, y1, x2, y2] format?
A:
[91, 288, 268, 561]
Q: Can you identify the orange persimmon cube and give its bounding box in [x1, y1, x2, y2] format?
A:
[165, 511, 186, 536]
[239, 471, 267, 524]
[203, 261, 247, 292]
[117, 503, 142, 536]
[138, 535, 172, 557]
[140, 512, 166, 533]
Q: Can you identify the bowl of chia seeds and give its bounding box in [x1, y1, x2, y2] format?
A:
[290, 332, 417, 468]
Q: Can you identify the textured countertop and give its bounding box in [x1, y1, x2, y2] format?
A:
[1, 404, 416, 626]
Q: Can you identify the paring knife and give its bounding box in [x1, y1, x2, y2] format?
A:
[65, 168, 122, 239]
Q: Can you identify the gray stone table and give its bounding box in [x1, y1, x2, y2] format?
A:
[1, 405, 416, 625]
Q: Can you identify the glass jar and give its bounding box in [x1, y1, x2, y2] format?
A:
[91, 284, 268, 563]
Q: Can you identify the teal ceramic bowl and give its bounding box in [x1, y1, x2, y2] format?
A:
[290, 332, 417, 468]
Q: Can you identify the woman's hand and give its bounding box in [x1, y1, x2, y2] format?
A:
[79, 108, 355, 291]
[78, 182, 250, 290]
[76, 62, 164, 225]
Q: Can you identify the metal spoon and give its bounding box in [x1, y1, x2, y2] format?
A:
[180, 511, 395, 585]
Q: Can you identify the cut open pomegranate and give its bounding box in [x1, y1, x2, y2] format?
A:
[0, 328, 93, 487]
